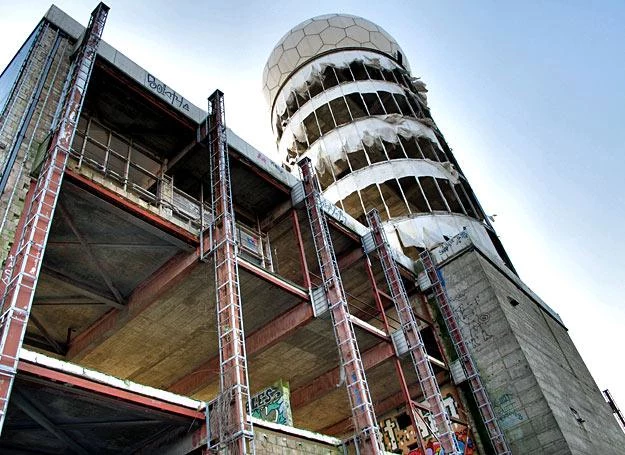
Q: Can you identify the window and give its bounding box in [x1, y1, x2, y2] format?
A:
[420, 176, 446, 211]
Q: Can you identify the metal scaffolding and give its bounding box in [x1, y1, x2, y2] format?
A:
[365, 209, 460, 454]
[207, 90, 254, 454]
[420, 249, 511, 454]
[0, 2, 109, 433]
[298, 158, 384, 454]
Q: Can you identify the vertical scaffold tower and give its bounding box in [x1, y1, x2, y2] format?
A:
[299, 158, 384, 454]
[365, 209, 459, 454]
[420, 250, 511, 454]
[0, 2, 109, 433]
[207, 90, 255, 454]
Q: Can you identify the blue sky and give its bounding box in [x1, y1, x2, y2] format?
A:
[2, 0, 625, 418]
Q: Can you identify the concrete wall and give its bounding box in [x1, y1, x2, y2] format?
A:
[254, 426, 342, 454]
[0, 23, 72, 264]
[440, 249, 625, 454]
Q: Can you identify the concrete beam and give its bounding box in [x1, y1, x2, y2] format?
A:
[290, 342, 394, 409]
[66, 250, 198, 361]
[168, 300, 314, 395]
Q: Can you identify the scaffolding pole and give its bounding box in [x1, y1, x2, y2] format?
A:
[420, 249, 511, 454]
[0, 2, 109, 433]
[298, 158, 384, 454]
[365, 209, 460, 454]
[207, 90, 254, 454]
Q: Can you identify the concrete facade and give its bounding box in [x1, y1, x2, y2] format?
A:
[0, 23, 71, 261]
[439, 245, 625, 454]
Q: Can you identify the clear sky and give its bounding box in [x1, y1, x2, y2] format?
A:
[2, 0, 624, 417]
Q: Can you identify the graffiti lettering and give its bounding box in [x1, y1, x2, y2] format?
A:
[2, 254, 14, 285]
[145, 74, 190, 111]
[319, 197, 346, 225]
[380, 387, 478, 455]
[250, 382, 293, 426]
[494, 393, 526, 429]
[454, 294, 493, 350]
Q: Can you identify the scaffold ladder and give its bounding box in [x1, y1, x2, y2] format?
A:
[0, 3, 108, 434]
[299, 158, 385, 454]
[207, 90, 254, 454]
[365, 209, 460, 455]
[420, 250, 511, 454]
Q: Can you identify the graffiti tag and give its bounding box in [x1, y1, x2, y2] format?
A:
[146, 74, 190, 111]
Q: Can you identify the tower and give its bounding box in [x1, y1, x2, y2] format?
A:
[262, 14, 510, 266]
[264, 14, 625, 454]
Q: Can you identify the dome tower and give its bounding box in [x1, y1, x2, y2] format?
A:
[263, 14, 507, 261]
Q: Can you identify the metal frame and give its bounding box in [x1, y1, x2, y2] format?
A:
[365, 209, 459, 454]
[298, 157, 384, 454]
[0, 3, 109, 433]
[207, 90, 254, 453]
[420, 249, 511, 454]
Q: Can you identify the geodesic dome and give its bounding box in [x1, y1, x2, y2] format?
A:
[262, 14, 408, 108]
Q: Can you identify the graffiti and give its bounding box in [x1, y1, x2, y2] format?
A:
[380, 387, 478, 455]
[250, 381, 292, 426]
[145, 74, 190, 111]
[319, 197, 346, 225]
[437, 229, 470, 256]
[2, 254, 14, 285]
[455, 294, 493, 350]
[494, 392, 526, 429]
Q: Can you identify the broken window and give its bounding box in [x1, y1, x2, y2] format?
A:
[345, 93, 368, 119]
[366, 140, 388, 163]
[302, 112, 321, 145]
[437, 178, 463, 214]
[360, 184, 386, 219]
[379, 91, 400, 114]
[322, 66, 339, 89]
[407, 94, 423, 118]
[362, 92, 385, 115]
[335, 66, 353, 83]
[379, 180, 408, 217]
[365, 65, 383, 81]
[393, 93, 413, 117]
[419, 176, 446, 211]
[381, 68, 395, 82]
[349, 61, 368, 81]
[348, 149, 369, 171]
[417, 137, 439, 161]
[384, 139, 404, 160]
[308, 78, 324, 99]
[315, 103, 335, 136]
[400, 136, 422, 159]
[317, 168, 334, 190]
[461, 181, 483, 220]
[399, 176, 429, 213]
[455, 183, 477, 218]
[333, 158, 351, 181]
[341, 191, 364, 219]
[295, 90, 308, 109]
[329, 97, 351, 126]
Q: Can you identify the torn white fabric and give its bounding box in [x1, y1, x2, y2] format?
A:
[281, 115, 441, 174]
[279, 79, 407, 134]
[385, 213, 500, 259]
[273, 49, 426, 120]
[322, 159, 459, 204]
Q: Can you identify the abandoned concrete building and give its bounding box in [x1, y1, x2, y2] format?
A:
[0, 3, 623, 454]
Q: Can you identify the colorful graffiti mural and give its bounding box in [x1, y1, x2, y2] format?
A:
[250, 380, 293, 426]
[380, 386, 478, 454]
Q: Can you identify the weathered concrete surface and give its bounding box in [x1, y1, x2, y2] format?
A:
[440, 249, 625, 454]
[0, 26, 72, 264]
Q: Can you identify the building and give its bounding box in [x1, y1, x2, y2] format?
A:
[0, 3, 622, 454]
